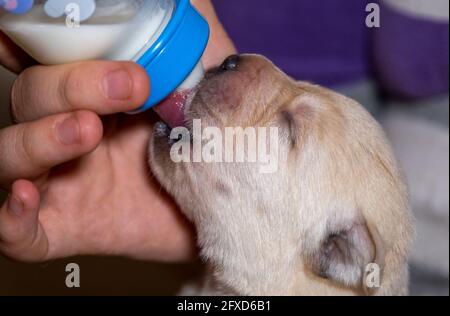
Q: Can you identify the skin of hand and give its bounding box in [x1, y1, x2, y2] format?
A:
[0, 0, 236, 262]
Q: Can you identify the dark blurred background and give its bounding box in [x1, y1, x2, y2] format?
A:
[1, 0, 449, 295]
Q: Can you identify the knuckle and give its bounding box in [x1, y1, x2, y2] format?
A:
[18, 127, 47, 172]
[59, 67, 81, 110]
[18, 127, 33, 163]
[10, 70, 31, 123]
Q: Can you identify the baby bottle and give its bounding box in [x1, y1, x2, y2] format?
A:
[0, 0, 210, 113]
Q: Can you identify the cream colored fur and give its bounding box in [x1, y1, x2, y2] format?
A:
[149, 55, 415, 296]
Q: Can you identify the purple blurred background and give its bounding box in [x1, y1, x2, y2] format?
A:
[215, 0, 448, 99]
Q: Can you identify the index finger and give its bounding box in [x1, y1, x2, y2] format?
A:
[11, 60, 150, 123]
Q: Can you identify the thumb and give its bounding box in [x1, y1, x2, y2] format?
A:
[0, 180, 50, 261]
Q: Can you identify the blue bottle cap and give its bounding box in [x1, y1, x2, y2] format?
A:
[1, 0, 34, 14]
[130, 0, 210, 113]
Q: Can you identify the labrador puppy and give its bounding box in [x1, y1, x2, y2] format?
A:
[149, 54, 415, 296]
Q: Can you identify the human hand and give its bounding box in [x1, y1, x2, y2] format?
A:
[0, 0, 235, 263]
[0, 56, 199, 262]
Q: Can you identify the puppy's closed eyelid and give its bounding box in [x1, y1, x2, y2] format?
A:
[281, 101, 316, 148]
[281, 110, 300, 148]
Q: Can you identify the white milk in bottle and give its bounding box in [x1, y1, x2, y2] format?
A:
[0, 0, 174, 64]
[0, 0, 210, 115]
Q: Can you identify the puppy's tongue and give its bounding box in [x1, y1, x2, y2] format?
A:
[154, 91, 189, 128]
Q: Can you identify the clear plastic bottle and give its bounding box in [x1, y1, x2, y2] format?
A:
[0, 0, 210, 112]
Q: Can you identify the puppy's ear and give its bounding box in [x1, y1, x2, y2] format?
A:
[310, 221, 384, 291]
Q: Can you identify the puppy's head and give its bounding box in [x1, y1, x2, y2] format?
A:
[149, 55, 414, 295]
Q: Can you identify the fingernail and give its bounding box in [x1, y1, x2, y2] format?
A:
[103, 69, 132, 100]
[8, 194, 23, 216]
[57, 117, 80, 145]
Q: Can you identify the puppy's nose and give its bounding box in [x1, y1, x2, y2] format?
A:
[220, 54, 240, 71]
